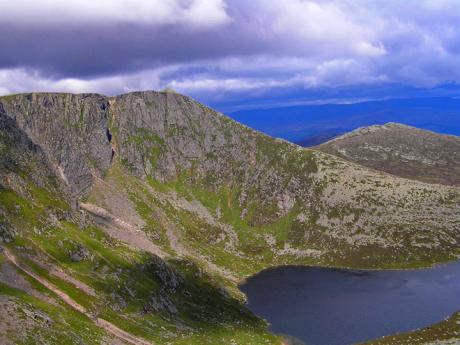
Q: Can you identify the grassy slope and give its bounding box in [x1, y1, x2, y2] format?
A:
[362, 312, 460, 345]
[0, 185, 278, 345]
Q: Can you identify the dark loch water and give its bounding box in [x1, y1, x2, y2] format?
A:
[240, 261, 460, 345]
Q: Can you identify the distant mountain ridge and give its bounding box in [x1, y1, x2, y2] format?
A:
[228, 97, 460, 143]
[294, 129, 345, 147]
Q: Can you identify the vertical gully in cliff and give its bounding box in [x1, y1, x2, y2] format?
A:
[102, 101, 116, 164]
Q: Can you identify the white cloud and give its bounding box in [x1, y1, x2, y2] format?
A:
[167, 76, 294, 92]
[0, 68, 163, 95]
[303, 59, 388, 87]
[182, 0, 231, 27]
[0, 0, 230, 28]
[267, 0, 386, 57]
[0, 65, 296, 96]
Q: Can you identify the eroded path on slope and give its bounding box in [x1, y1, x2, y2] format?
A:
[80, 202, 168, 259]
[2, 248, 152, 345]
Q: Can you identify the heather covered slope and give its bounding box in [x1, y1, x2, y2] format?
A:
[0, 91, 460, 344]
[317, 122, 460, 186]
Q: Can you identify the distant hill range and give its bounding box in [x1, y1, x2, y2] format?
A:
[229, 97, 460, 144]
[294, 129, 345, 147]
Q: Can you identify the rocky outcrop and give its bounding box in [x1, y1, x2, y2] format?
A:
[0, 93, 113, 198]
[111, 91, 261, 184]
[0, 109, 63, 200]
[69, 244, 91, 262]
[0, 218, 15, 243]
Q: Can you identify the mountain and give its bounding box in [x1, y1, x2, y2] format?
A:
[317, 122, 460, 186]
[0, 91, 459, 344]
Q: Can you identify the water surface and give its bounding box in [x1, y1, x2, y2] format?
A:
[240, 261, 460, 345]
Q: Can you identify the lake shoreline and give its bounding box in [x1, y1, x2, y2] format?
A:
[237, 254, 460, 285]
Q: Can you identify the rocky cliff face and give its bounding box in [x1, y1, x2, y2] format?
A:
[1, 91, 313, 219]
[0, 93, 113, 198]
[0, 110, 55, 190]
[0, 111, 61, 242]
[110, 91, 317, 223]
[317, 122, 460, 186]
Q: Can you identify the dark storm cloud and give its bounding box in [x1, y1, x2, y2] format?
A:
[1, 0, 460, 100]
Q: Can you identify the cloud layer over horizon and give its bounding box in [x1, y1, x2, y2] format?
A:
[1, 0, 460, 106]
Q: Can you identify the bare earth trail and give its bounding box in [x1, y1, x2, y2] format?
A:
[79, 202, 168, 259]
[2, 248, 152, 345]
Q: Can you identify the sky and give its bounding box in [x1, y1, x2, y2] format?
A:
[1, 0, 460, 110]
